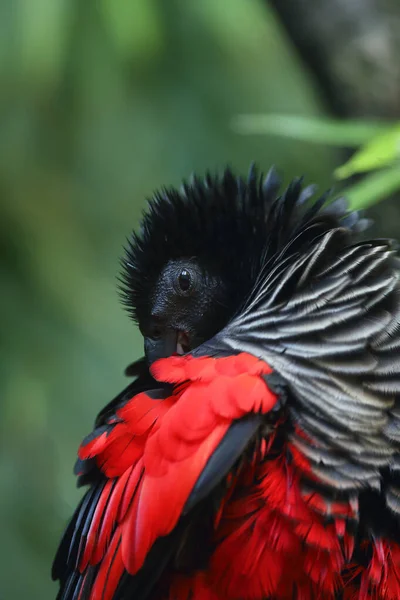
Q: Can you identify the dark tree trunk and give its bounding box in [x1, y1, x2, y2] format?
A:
[268, 0, 400, 119]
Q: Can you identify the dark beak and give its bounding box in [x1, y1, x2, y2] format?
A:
[144, 329, 178, 365]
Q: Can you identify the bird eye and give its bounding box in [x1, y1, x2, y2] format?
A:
[177, 268, 192, 292]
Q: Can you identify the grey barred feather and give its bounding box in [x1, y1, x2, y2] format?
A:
[386, 489, 400, 514]
[194, 171, 400, 518]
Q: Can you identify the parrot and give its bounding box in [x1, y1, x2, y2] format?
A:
[52, 165, 400, 600]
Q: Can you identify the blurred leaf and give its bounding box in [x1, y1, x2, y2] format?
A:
[340, 167, 400, 210]
[233, 113, 400, 209]
[335, 124, 400, 179]
[232, 114, 391, 146]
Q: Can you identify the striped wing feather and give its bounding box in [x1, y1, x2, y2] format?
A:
[216, 213, 400, 518]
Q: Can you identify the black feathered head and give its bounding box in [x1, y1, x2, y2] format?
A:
[120, 165, 370, 363]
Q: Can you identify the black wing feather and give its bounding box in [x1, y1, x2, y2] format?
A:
[183, 414, 264, 514]
[53, 359, 155, 597]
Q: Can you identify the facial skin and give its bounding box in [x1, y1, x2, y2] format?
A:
[139, 258, 229, 364]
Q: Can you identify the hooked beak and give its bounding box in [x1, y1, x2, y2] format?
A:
[144, 329, 191, 364]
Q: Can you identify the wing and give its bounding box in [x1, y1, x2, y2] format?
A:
[52, 353, 278, 600]
[206, 189, 400, 593]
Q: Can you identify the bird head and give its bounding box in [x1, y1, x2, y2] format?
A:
[120, 166, 277, 363]
[120, 165, 370, 364]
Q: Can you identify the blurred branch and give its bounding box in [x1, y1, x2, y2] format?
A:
[268, 0, 400, 118]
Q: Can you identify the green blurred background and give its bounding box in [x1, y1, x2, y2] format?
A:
[1, 1, 398, 598]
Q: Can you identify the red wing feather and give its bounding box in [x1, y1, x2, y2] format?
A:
[58, 353, 277, 600]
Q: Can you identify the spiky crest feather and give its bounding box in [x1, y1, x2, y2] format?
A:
[119, 165, 369, 327]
